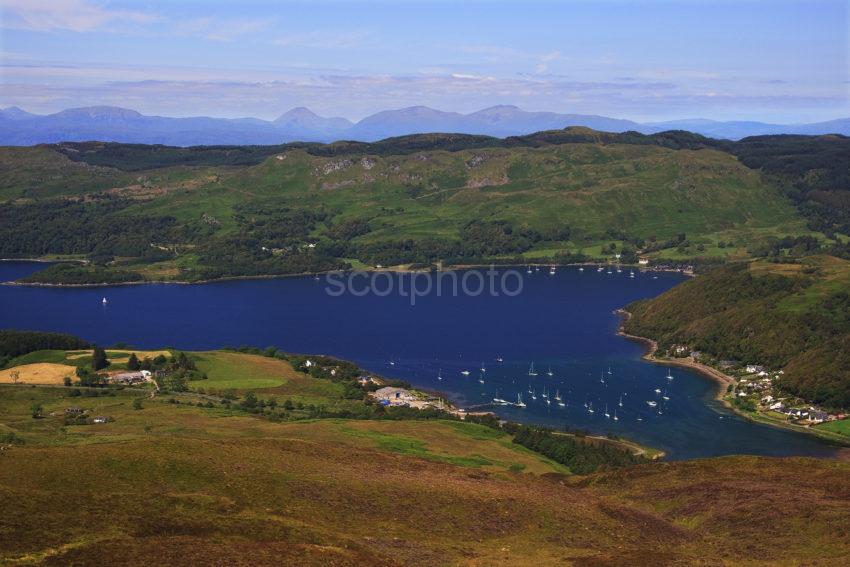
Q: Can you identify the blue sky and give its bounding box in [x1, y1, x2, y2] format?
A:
[1, 0, 847, 122]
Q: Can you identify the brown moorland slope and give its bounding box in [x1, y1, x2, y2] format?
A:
[1, 385, 849, 566]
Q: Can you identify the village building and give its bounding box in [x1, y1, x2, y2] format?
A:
[372, 387, 416, 406]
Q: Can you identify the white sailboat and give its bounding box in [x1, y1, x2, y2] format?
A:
[496, 356, 504, 363]
[604, 404, 611, 419]
[554, 389, 562, 401]
[437, 369, 442, 381]
[646, 400, 657, 407]
[666, 369, 674, 381]
[662, 389, 670, 401]
[588, 402, 595, 414]
[527, 384, 533, 394]
[478, 372, 485, 384]
[654, 387, 662, 394]
[541, 387, 548, 399]
[546, 365, 554, 377]
[613, 411, 619, 421]
[515, 393, 526, 408]
[618, 395, 623, 407]
[101, 297, 108, 305]
[493, 390, 508, 405]
[549, 265, 556, 275]
[531, 389, 537, 401]
[607, 367, 612, 375]
[597, 266, 604, 273]
[578, 266, 585, 272]
[480, 362, 486, 372]
[629, 270, 635, 278]
[461, 370, 470, 376]
[528, 362, 538, 377]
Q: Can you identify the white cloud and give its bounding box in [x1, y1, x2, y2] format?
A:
[0, 0, 157, 32]
[271, 31, 370, 49]
[179, 16, 272, 42]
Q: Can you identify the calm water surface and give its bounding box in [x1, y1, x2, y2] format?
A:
[0, 261, 839, 460]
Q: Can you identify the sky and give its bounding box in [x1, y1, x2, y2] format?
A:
[0, 0, 848, 123]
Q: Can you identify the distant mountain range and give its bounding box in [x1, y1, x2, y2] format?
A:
[1, 104, 847, 146]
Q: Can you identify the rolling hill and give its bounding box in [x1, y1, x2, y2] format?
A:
[0, 128, 818, 283]
[1, 346, 849, 565]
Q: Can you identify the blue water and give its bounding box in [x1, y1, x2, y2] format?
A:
[0, 261, 839, 460]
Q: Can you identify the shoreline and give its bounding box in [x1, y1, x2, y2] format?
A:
[2, 259, 694, 288]
[615, 308, 850, 448]
[615, 309, 735, 403]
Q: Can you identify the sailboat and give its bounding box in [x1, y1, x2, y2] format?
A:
[666, 369, 674, 381]
[578, 266, 584, 272]
[629, 270, 635, 278]
[654, 387, 662, 394]
[549, 265, 556, 275]
[480, 362, 486, 372]
[101, 297, 108, 305]
[531, 389, 537, 401]
[613, 411, 619, 421]
[618, 395, 623, 407]
[604, 404, 611, 419]
[541, 387, 548, 399]
[515, 393, 526, 408]
[478, 372, 485, 384]
[616, 266, 622, 273]
[588, 402, 595, 414]
[526, 265, 532, 274]
[437, 369, 442, 381]
[554, 390, 562, 401]
[558, 398, 565, 408]
[597, 266, 604, 273]
[496, 356, 504, 363]
[646, 400, 657, 407]
[662, 389, 670, 401]
[546, 365, 554, 377]
[461, 370, 470, 376]
[528, 362, 538, 377]
[493, 390, 508, 405]
[607, 367, 613, 375]
[599, 372, 605, 384]
[527, 384, 533, 394]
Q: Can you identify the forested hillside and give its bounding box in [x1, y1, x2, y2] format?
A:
[624, 256, 850, 409]
[0, 128, 848, 283]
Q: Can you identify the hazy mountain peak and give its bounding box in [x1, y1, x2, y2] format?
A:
[53, 106, 144, 120]
[0, 106, 36, 120]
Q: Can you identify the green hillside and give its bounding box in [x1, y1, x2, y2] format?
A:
[3, 129, 832, 283]
[623, 255, 850, 409]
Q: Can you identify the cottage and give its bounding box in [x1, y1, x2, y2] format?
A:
[809, 411, 829, 424]
[745, 365, 764, 374]
[769, 401, 786, 412]
[638, 258, 650, 266]
[110, 371, 147, 385]
[93, 416, 110, 424]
